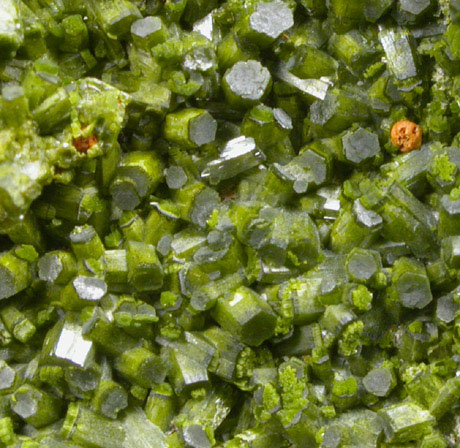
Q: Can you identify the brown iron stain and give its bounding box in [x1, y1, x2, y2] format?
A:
[391, 120, 422, 153]
[73, 134, 98, 154]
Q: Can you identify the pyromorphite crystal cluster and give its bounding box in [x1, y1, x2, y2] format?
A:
[1, 0, 460, 447]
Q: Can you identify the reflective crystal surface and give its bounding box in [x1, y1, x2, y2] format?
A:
[353, 199, 383, 228]
[189, 111, 217, 147]
[52, 321, 94, 367]
[166, 166, 188, 190]
[379, 27, 417, 80]
[201, 136, 266, 185]
[224, 61, 271, 101]
[0, 360, 15, 390]
[38, 254, 63, 282]
[73, 276, 107, 302]
[275, 67, 330, 100]
[193, 14, 217, 42]
[249, 1, 294, 40]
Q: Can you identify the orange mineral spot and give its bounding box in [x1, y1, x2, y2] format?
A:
[390, 120, 422, 153]
[73, 134, 98, 154]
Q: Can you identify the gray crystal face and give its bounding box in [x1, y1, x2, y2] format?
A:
[411, 23, 445, 39]
[73, 276, 107, 302]
[249, 1, 294, 39]
[342, 128, 380, 165]
[274, 150, 328, 194]
[347, 252, 378, 281]
[0, 266, 17, 300]
[208, 271, 220, 280]
[441, 194, 460, 216]
[191, 188, 220, 228]
[273, 108, 293, 130]
[111, 180, 140, 211]
[66, 366, 99, 392]
[12, 390, 37, 419]
[183, 46, 216, 72]
[2, 84, 23, 101]
[157, 235, 173, 256]
[365, 0, 394, 21]
[207, 230, 233, 251]
[275, 67, 330, 100]
[166, 166, 187, 190]
[395, 272, 432, 309]
[171, 233, 207, 256]
[189, 111, 217, 146]
[317, 187, 342, 220]
[131, 16, 162, 38]
[53, 321, 94, 367]
[201, 136, 266, 185]
[379, 27, 417, 80]
[309, 93, 339, 126]
[123, 407, 169, 448]
[70, 225, 96, 244]
[353, 199, 383, 228]
[24, 357, 40, 381]
[0, 361, 15, 390]
[193, 246, 226, 265]
[322, 426, 342, 448]
[0, 1, 19, 38]
[363, 368, 393, 397]
[193, 13, 214, 41]
[182, 424, 212, 448]
[224, 60, 271, 101]
[38, 254, 62, 282]
[259, 260, 292, 283]
[443, 236, 460, 267]
[173, 349, 209, 386]
[400, 0, 431, 14]
[436, 294, 459, 324]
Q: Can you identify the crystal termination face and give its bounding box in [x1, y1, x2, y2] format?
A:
[73, 275, 107, 301]
[54, 322, 93, 367]
[224, 61, 271, 101]
[249, 1, 294, 40]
